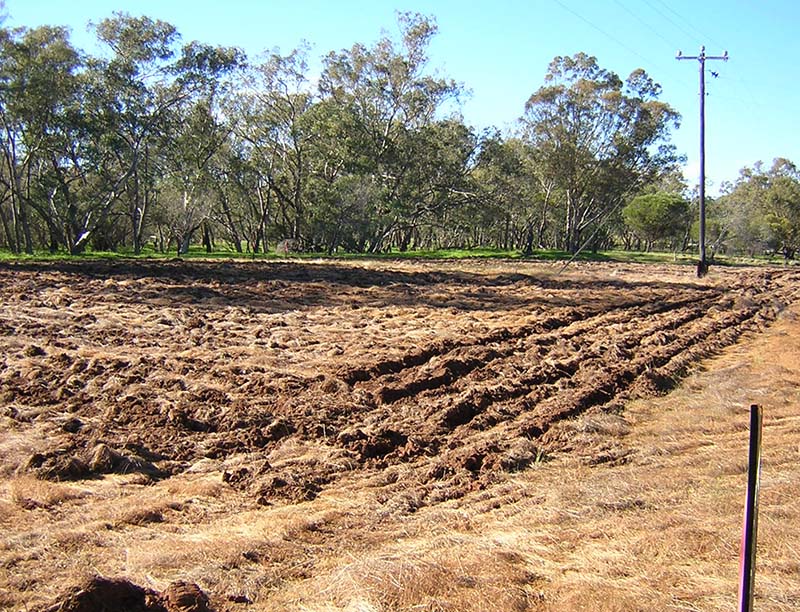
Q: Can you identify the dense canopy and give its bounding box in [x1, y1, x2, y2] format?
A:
[0, 12, 796, 258]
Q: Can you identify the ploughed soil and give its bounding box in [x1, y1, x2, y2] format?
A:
[0, 257, 798, 610]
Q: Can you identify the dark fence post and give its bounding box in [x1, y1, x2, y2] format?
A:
[738, 404, 763, 612]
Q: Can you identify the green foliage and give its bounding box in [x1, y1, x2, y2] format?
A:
[521, 53, 681, 253]
[314, 12, 467, 253]
[623, 192, 690, 250]
[716, 158, 800, 258]
[0, 12, 790, 263]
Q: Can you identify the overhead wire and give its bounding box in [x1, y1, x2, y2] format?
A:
[549, 0, 661, 69]
[549, 0, 695, 92]
[640, 0, 735, 108]
[621, 0, 736, 108]
[610, 0, 676, 51]
[642, 3, 763, 119]
[651, 0, 727, 51]
[548, 0, 761, 160]
[639, 0, 704, 49]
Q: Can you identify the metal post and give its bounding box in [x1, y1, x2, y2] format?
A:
[738, 404, 763, 612]
[676, 47, 728, 278]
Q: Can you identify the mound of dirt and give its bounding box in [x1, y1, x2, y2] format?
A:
[39, 577, 165, 612]
[162, 581, 212, 612]
[39, 577, 213, 612]
[22, 443, 161, 482]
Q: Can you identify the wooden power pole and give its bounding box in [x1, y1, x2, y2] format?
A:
[677, 46, 728, 278]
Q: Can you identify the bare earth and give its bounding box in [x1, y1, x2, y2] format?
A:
[0, 258, 798, 611]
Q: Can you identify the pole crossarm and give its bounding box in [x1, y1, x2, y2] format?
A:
[676, 48, 729, 62]
[676, 46, 729, 278]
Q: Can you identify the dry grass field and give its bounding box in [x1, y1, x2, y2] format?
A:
[0, 257, 798, 611]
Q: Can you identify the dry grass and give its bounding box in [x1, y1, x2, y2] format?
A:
[5, 476, 89, 512]
[315, 540, 545, 612]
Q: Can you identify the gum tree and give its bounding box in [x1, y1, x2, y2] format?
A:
[622, 191, 690, 251]
[521, 53, 681, 253]
[0, 25, 81, 253]
[721, 158, 800, 259]
[318, 11, 464, 252]
[230, 47, 315, 244]
[87, 13, 183, 253]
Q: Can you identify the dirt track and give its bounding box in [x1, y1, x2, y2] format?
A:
[2, 258, 798, 515]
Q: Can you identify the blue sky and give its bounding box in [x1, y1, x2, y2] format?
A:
[5, 0, 799, 194]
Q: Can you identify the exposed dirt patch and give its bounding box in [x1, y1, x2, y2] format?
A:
[1, 259, 795, 505]
[35, 576, 214, 612]
[1, 258, 799, 611]
[38, 576, 165, 612]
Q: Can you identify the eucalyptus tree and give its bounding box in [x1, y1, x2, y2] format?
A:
[521, 53, 680, 253]
[87, 14, 242, 254]
[154, 42, 243, 254]
[0, 23, 140, 254]
[385, 117, 479, 251]
[211, 137, 275, 253]
[471, 134, 556, 252]
[0, 26, 17, 250]
[720, 158, 800, 259]
[0, 25, 81, 253]
[204, 139, 247, 253]
[622, 192, 690, 251]
[318, 11, 464, 252]
[156, 96, 223, 254]
[228, 46, 316, 248]
[760, 159, 800, 259]
[300, 97, 367, 252]
[84, 13, 186, 253]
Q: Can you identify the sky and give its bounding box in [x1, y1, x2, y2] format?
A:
[4, 0, 799, 194]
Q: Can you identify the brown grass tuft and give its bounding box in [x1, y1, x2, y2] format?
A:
[7, 476, 88, 510]
[317, 536, 546, 612]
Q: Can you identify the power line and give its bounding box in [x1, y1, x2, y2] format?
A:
[727, 75, 763, 112]
[607, 0, 697, 92]
[652, 0, 727, 51]
[640, 0, 703, 47]
[550, 0, 658, 69]
[549, 0, 691, 86]
[611, 0, 677, 51]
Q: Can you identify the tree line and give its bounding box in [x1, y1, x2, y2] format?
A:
[1, 11, 797, 258]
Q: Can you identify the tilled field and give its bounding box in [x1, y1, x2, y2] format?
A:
[1, 258, 797, 515]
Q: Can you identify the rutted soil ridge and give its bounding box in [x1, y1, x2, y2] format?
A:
[1, 259, 797, 509]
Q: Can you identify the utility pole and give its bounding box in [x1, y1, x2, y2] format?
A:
[677, 46, 728, 278]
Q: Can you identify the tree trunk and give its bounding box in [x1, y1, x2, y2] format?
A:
[132, 198, 145, 255]
[16, 188, 33, 255]
[202, 222, 213, 253]
[179, 232, 192, 256]
[564, 191, 574, 253]
[537, 184, 552, 248]
[0, 204, 14, 251]
[523, 219, 535, 256]
[131, 186, 146, 254]
[256, 183, 270, 253]
[133, 144, 153, 255]
[220, 195, 242, 253]
[48, 222, 61, 253]
[21, 210, 33, 254]
[398, 226, 412, 252]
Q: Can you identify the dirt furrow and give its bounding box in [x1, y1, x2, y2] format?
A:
[2, 260, 798, 511]
[360, 292, 718, 408]
[369, 294, 723, 431]
[323, 278, 792, 505]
